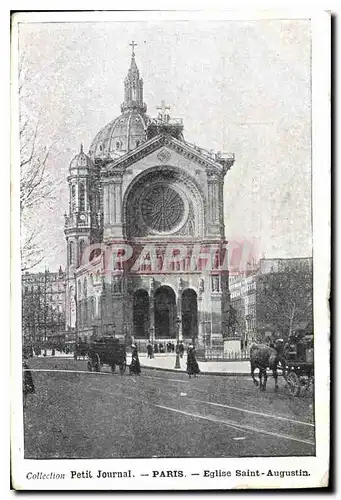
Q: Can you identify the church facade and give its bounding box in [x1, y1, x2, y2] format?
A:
[64, 45, 235, 349]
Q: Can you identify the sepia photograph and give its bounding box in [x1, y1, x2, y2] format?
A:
[10, 9, 330, 490]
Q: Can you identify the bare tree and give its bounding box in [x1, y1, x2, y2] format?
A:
[19, 56, 55, 271]
[257, 263, 313, 338]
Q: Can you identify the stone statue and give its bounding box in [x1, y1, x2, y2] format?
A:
[212, 276, 220, 292]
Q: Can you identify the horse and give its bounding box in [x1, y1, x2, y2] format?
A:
[250, 343, 279, 391]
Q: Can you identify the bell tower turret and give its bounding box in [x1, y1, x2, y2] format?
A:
[64, 144, 102, 334]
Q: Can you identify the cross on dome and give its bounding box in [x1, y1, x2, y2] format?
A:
[156, 100, 171, 122]
[129, 40, 137, 57]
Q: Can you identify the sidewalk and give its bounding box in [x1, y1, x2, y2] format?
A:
[37, 351, 250, 376]
[139, 353, 250, 376]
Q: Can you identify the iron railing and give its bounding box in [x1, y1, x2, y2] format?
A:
[200, 348, 250, 361]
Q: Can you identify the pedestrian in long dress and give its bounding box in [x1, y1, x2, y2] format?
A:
[186, 345, 200, 378]
[130, 344, 141, 375]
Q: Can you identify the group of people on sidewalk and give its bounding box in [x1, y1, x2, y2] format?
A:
[22, 341, 200, 407]
[146, 341, 186, 359]
[145, 341, 200, 377]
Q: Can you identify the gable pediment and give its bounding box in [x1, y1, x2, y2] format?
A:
[101, 134, 234, 178]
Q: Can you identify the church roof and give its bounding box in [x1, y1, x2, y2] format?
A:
[83, 43, 234, 172]
[70, 144, 93, 170]
[101, 133, 235, 177]
[89, 44, 150, 160]
[89, 110, 150, 159]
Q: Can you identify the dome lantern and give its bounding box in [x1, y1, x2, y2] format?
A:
[121, 41, 147, 114]
[89, 42, 150, 159]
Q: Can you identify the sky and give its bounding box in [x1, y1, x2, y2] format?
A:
[17, 18, 312, 272]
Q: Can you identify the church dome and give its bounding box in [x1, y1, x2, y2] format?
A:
[70, 144, 92, 170]
[89, 109, 150, 158]
[89, 46, 150, 160]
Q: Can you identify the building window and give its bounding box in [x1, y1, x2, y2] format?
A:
[79, 184, 85, 212]
[79, 239, 85, 264]
[116, 141, 121, 150]
[71, 185, 76, 211]
[69, 241, 75, 265]
[136, 140, 140, 148]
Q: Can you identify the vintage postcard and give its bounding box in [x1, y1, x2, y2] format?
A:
[10, 9, 330, 490]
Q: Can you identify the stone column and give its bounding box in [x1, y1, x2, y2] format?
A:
[207, 172, 223, 237]
[149, 278, 155, 340]
[176, 280, 183, 341]
[207, 178, 219, 223]
[84, 181, 88, 211]
[197, 296, 204, 348]
[103, 184, 110, 226]
[115, 182, 122, 224]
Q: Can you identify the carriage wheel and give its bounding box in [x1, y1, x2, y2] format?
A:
[119, 362, 126, 374]
[93, 354, 101, 372]
[301, 374, 314, 394]
[111, 364, 116, 374]
[286, 371, 301, 396]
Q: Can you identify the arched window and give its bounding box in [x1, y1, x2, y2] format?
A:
[71, 185, 76, 211]
[79, 183, 85, 211]
[69, 241, 75, 265]
[116, 141, 121, 150]
[136, 140, 140, 148]
[79, 239, 85, 264]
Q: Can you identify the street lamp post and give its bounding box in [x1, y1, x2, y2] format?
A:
[149, 326, 155, 358]
[175, 316, 181, 369]
[149, 325, 154, 344]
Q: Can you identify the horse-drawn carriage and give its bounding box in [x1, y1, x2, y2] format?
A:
[74, 341, 89, 360]
[86, 336, 127, 374]
[281, 334, 314, 396]
[250, 334, 314, 396]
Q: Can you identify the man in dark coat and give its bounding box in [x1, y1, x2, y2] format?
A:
[129, 344, 141, 375]
[179, 342, 185, 358]
[147, 342, 154, 359]
[186, 345, 200, 378]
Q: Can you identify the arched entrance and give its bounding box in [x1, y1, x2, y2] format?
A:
[182, 289, 198, 340]
[154, 286, 176, 338]
[133, 289, 150, 338]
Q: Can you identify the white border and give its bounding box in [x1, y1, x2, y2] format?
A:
[10, 9, 331, 491]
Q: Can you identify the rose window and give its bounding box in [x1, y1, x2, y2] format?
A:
[140, 185, 185, 232]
